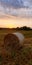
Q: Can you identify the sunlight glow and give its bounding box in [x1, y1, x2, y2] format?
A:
[0, 17, 32, 28]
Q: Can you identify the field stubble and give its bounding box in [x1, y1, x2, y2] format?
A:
[0, 30, 32, 65]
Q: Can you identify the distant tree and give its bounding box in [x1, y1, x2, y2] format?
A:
[21, 26, 31, 31]
[16, 27, 20, 30]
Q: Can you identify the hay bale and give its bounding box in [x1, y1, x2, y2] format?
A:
[4, 32, 24, 50]
[4, 33, 19, 50]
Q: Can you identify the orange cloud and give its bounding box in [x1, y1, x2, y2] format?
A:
[0, 16, 32, 28]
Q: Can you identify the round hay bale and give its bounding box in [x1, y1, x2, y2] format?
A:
[4, 32, 24, 50]
[4, 33, 19, 50]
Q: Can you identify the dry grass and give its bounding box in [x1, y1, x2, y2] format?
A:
[0, 29, 32, 65]
[0, 38, 32, 65]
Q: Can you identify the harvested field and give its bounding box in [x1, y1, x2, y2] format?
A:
[0, 29, 32, 65]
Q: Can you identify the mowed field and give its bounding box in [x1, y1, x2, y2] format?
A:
[0, 29, 32, 65]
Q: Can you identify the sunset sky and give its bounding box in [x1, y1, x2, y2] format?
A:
[0, 0, 32, 28]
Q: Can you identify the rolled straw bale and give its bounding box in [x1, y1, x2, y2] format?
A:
[4, 33, 19, 49]
[4, 32, 24, 50]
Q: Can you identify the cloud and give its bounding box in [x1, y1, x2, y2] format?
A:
[0, 0, 32, 8]
[23, 0, 32, 8]
[0, 0, 32, 17]
[0, 6, 32, 17]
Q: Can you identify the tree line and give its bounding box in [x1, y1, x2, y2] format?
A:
[0, 26, 32, 31]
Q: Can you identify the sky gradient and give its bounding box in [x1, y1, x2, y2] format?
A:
[0, 0, 32, 28]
